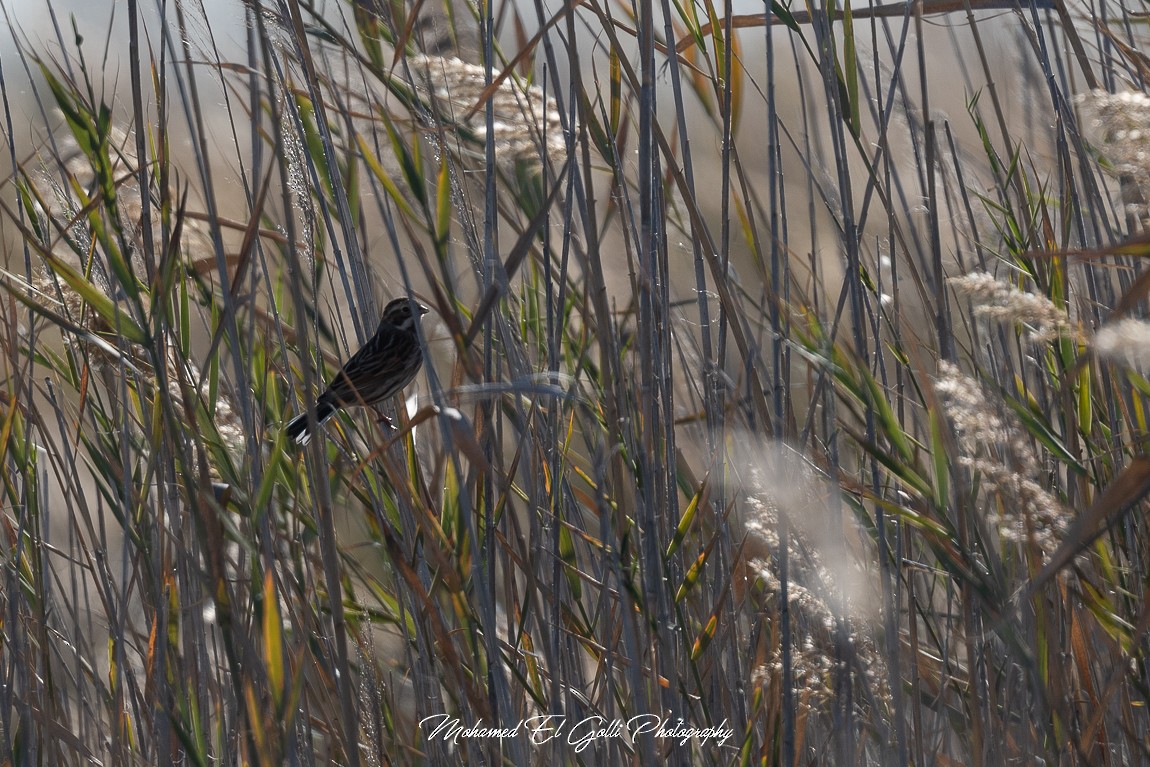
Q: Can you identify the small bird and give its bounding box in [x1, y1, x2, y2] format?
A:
[286, 297, 429, 446]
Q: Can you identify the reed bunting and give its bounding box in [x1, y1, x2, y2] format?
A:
[286, 298, 428, 446]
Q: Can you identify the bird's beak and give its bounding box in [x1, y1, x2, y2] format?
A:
[418, 304, 430, 315]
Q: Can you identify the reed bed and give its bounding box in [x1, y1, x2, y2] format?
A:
[1, 0, 1148, 764]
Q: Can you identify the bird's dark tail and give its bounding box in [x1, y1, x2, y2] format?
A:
[285, 399, 338, 446]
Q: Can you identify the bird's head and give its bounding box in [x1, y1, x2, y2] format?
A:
[381, 297, 430, 331]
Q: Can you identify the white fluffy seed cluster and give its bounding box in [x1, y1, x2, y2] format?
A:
[1094, 318, 1150, 371]
[740, 468, 891, 709]
[935, 361, 1070, 550]
[406, 55, 565, 167]
[948, 271, 1074, 342]
[1077, 89, 1150, 177]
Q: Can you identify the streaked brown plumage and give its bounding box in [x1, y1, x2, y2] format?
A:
[286, 298, 428, 446]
